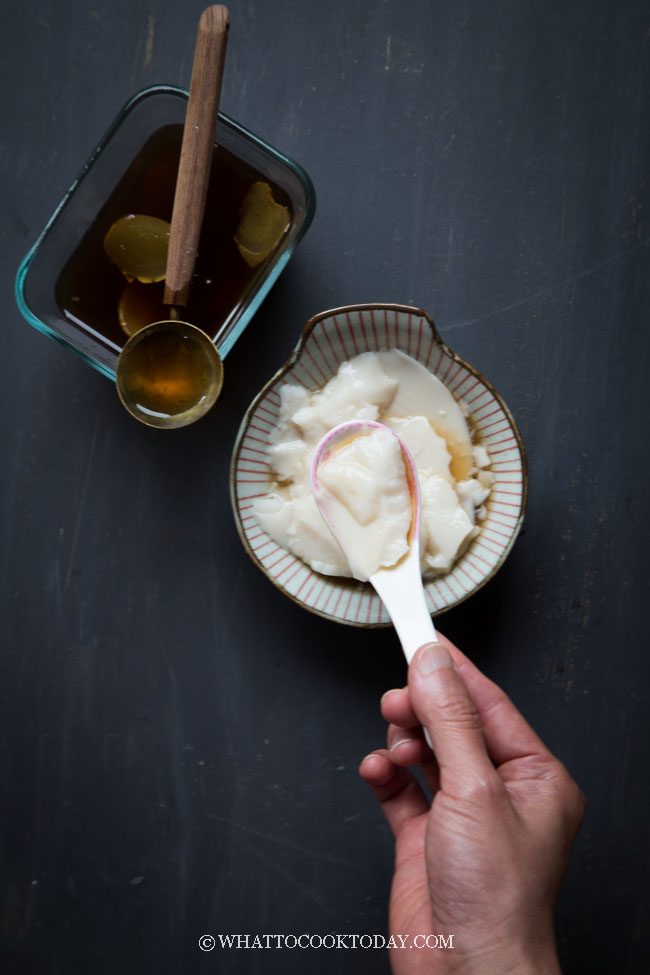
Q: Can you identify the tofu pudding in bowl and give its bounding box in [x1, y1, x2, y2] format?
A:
[251, 348, 493, 582]
[230, 304, 527, 626]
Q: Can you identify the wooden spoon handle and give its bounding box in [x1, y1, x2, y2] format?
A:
[163, 5, 229, 307]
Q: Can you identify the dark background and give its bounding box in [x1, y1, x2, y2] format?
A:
[2, 1, 649, 972]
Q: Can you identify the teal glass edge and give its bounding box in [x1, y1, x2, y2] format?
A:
[15, 84, 317, 381]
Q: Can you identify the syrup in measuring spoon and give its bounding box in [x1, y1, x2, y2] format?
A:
[116, 321, 223, 425]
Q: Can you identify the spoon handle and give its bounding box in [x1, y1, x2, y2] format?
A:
[369, 549, 436, 664]
[371, 549, 436, 748]
[163, 5, 230, 307]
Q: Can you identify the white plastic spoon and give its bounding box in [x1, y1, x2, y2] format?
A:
[311, 420, 437, 664]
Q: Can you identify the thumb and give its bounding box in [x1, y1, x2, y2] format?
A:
[408, 643, 494, 794]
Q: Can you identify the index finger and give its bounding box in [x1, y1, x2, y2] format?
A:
[437, 633, 552, 767]
[389, 634, 552, 769]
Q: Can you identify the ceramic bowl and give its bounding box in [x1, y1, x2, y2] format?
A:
[230, 304, 527, 626]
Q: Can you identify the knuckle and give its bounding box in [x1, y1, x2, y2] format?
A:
[520, 751, 557, 780]
[565, 777, 587, 826]
[574, 785, 587, 823]
[436, 691, 481, 732]
[551, 762, 587, 827]
[452, 770, 504, 806]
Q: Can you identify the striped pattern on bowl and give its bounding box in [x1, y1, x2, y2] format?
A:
[230, 304, 527, 626]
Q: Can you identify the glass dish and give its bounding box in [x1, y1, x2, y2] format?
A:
[15, 85, 316, 380]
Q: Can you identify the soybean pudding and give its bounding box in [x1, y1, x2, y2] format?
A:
[253, 350, 494, 580]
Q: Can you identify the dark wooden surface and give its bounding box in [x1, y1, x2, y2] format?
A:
[2, 2, 649, 973]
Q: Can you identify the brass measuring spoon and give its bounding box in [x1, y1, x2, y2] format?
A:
[115, 5, 229, 429]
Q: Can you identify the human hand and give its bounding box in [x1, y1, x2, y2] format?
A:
[359, 635, 585, 975]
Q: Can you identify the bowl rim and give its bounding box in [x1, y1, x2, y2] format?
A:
[230, 302, 528, 625]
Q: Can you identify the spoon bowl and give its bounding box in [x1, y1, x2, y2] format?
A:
[116, 319, 223, 428]
[312, 420, 437, 663]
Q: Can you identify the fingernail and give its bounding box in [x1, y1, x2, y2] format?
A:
[389, 731, 415, 754]
[417, 642, 453, 674]
[380, 688, 401, 706]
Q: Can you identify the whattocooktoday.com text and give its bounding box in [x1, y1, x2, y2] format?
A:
[198, 933, 455, 951]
